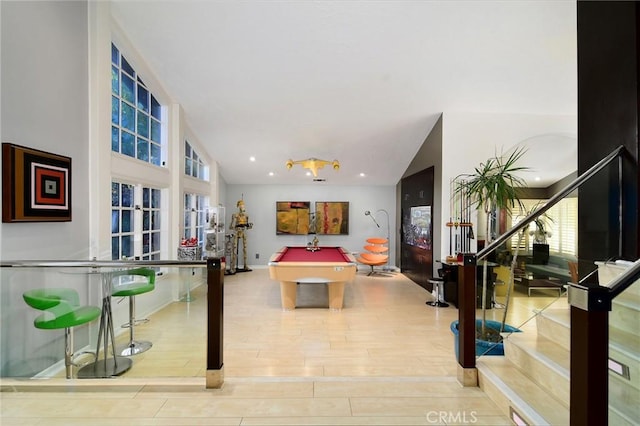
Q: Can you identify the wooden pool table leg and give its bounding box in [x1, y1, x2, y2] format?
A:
[327, 281, 345, 310]
[280, 281, 297, 310]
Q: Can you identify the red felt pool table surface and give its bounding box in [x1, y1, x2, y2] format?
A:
[271, 246, 352, 263]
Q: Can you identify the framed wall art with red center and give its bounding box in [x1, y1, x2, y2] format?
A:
[2, 143, 72, 222]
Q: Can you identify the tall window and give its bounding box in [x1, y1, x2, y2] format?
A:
[185, 141, 207, 180]
[510, 198, 578, 256]
[111, 43, 164, 166]
[112, 181, 162, 260]
[142, 187, 162, 260]
[184, 193, 208, 244]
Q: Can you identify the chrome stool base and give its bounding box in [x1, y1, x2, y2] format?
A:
[426, 300, 450, 308]
[119, 340, 152, 356]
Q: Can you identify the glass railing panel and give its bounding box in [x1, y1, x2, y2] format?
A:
[471, 256, 578, 425]
[1, 264, 206, 380]
[471, 257, 569, 359]
[603, 261, 640, 425]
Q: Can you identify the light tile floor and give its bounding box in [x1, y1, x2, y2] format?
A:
[1, 268, 559, 425]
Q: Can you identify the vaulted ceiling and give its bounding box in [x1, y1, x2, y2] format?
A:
[111, 0, 577, 186]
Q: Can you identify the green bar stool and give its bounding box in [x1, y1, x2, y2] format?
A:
[111, 268, 156, 356]
[23, 288, 101, 379]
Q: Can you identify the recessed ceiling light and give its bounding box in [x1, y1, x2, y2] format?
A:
[249, 156, 256, 162]
[268, 172, 274, 176]
[535, 176, 541, 181]
[306, 171, 311, 176]
[359, 173, 366, 177]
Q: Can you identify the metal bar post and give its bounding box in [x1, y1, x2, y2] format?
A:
[457, 254, 477, 386]
[206, 257, 224, 388]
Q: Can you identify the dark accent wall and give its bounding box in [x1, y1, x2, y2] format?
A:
[400, 167, 434, 289]
[577, 1, 640, 271]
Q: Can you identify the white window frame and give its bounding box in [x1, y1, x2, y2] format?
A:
[511, 198, 578, 256]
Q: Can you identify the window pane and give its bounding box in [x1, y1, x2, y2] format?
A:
[142, 187, 149, 208]
[121, 131, 135, 157]
[111, 126, 119, 152]
[121, 184, 134, 207]
[151, 189, 160, 209]
[137, 111, 149, 138]
[152, 232, 160, 251]
[150, 119, 161, 143]
[111, 182, 120, 206]
[121, 235, 133, 258]
[152, 211, 160, 230]
[111, 65, 119, 95]
[111, 43, 119, 66]
[151, 95, 161, 120]
[121, 74, 135, 103]
[185, 158, 192, 176]
[122, 210, 133, 232]
[121, 102, 135, 132]
[137, 85, 149, 112]
[185, 142, 191, 157]
[136, 137, 149, 162]
[111, 210, 119, 233]
[184, 212, 191, 229]
[150, 142, 161, 166]
[121, 55, 135, 77]
[112, 236, 119, 260]
[143, 233, 149, 253]
[111, 96, 119, 125]
[143, 211, 150, 231]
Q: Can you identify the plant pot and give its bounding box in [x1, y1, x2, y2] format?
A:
[450, 319, 521, 357]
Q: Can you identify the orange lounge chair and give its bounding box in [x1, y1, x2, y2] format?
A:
[356, 252, 389, 276]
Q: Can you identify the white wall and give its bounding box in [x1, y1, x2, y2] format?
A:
[1, 0, 90, 261]
[1, 0, 91, 376]
[226, 184, 397, 267]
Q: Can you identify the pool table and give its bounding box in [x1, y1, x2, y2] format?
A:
[268, 246, 357, 310]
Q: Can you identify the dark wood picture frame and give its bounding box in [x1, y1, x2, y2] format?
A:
[2, 143, 72, 222]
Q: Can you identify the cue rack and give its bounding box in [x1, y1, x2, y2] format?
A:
[446, 179, 474, 262]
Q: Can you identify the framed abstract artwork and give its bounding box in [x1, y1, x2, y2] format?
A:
[276, 201, 310, 235]
[315, 201, 349, 235]
[2, 143, 72, 222]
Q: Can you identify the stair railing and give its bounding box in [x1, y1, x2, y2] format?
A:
[456, 144, 628, 424]
[0, 258, 224, 389]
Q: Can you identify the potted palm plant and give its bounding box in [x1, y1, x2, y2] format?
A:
[450, 147, 529, 355]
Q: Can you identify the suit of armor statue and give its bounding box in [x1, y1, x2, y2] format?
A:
[230, 199, 252, 273]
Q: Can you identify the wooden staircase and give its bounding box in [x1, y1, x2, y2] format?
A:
[477, 262, 640, 425]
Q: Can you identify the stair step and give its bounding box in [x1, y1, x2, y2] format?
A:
[478, 356, 569, 426]
[611, 291, 640, 336]
[503, 332, 570, 405]
[610, 326, 640, 392]
[536, 308, 570, 351]
[609, 374, 640, 425]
